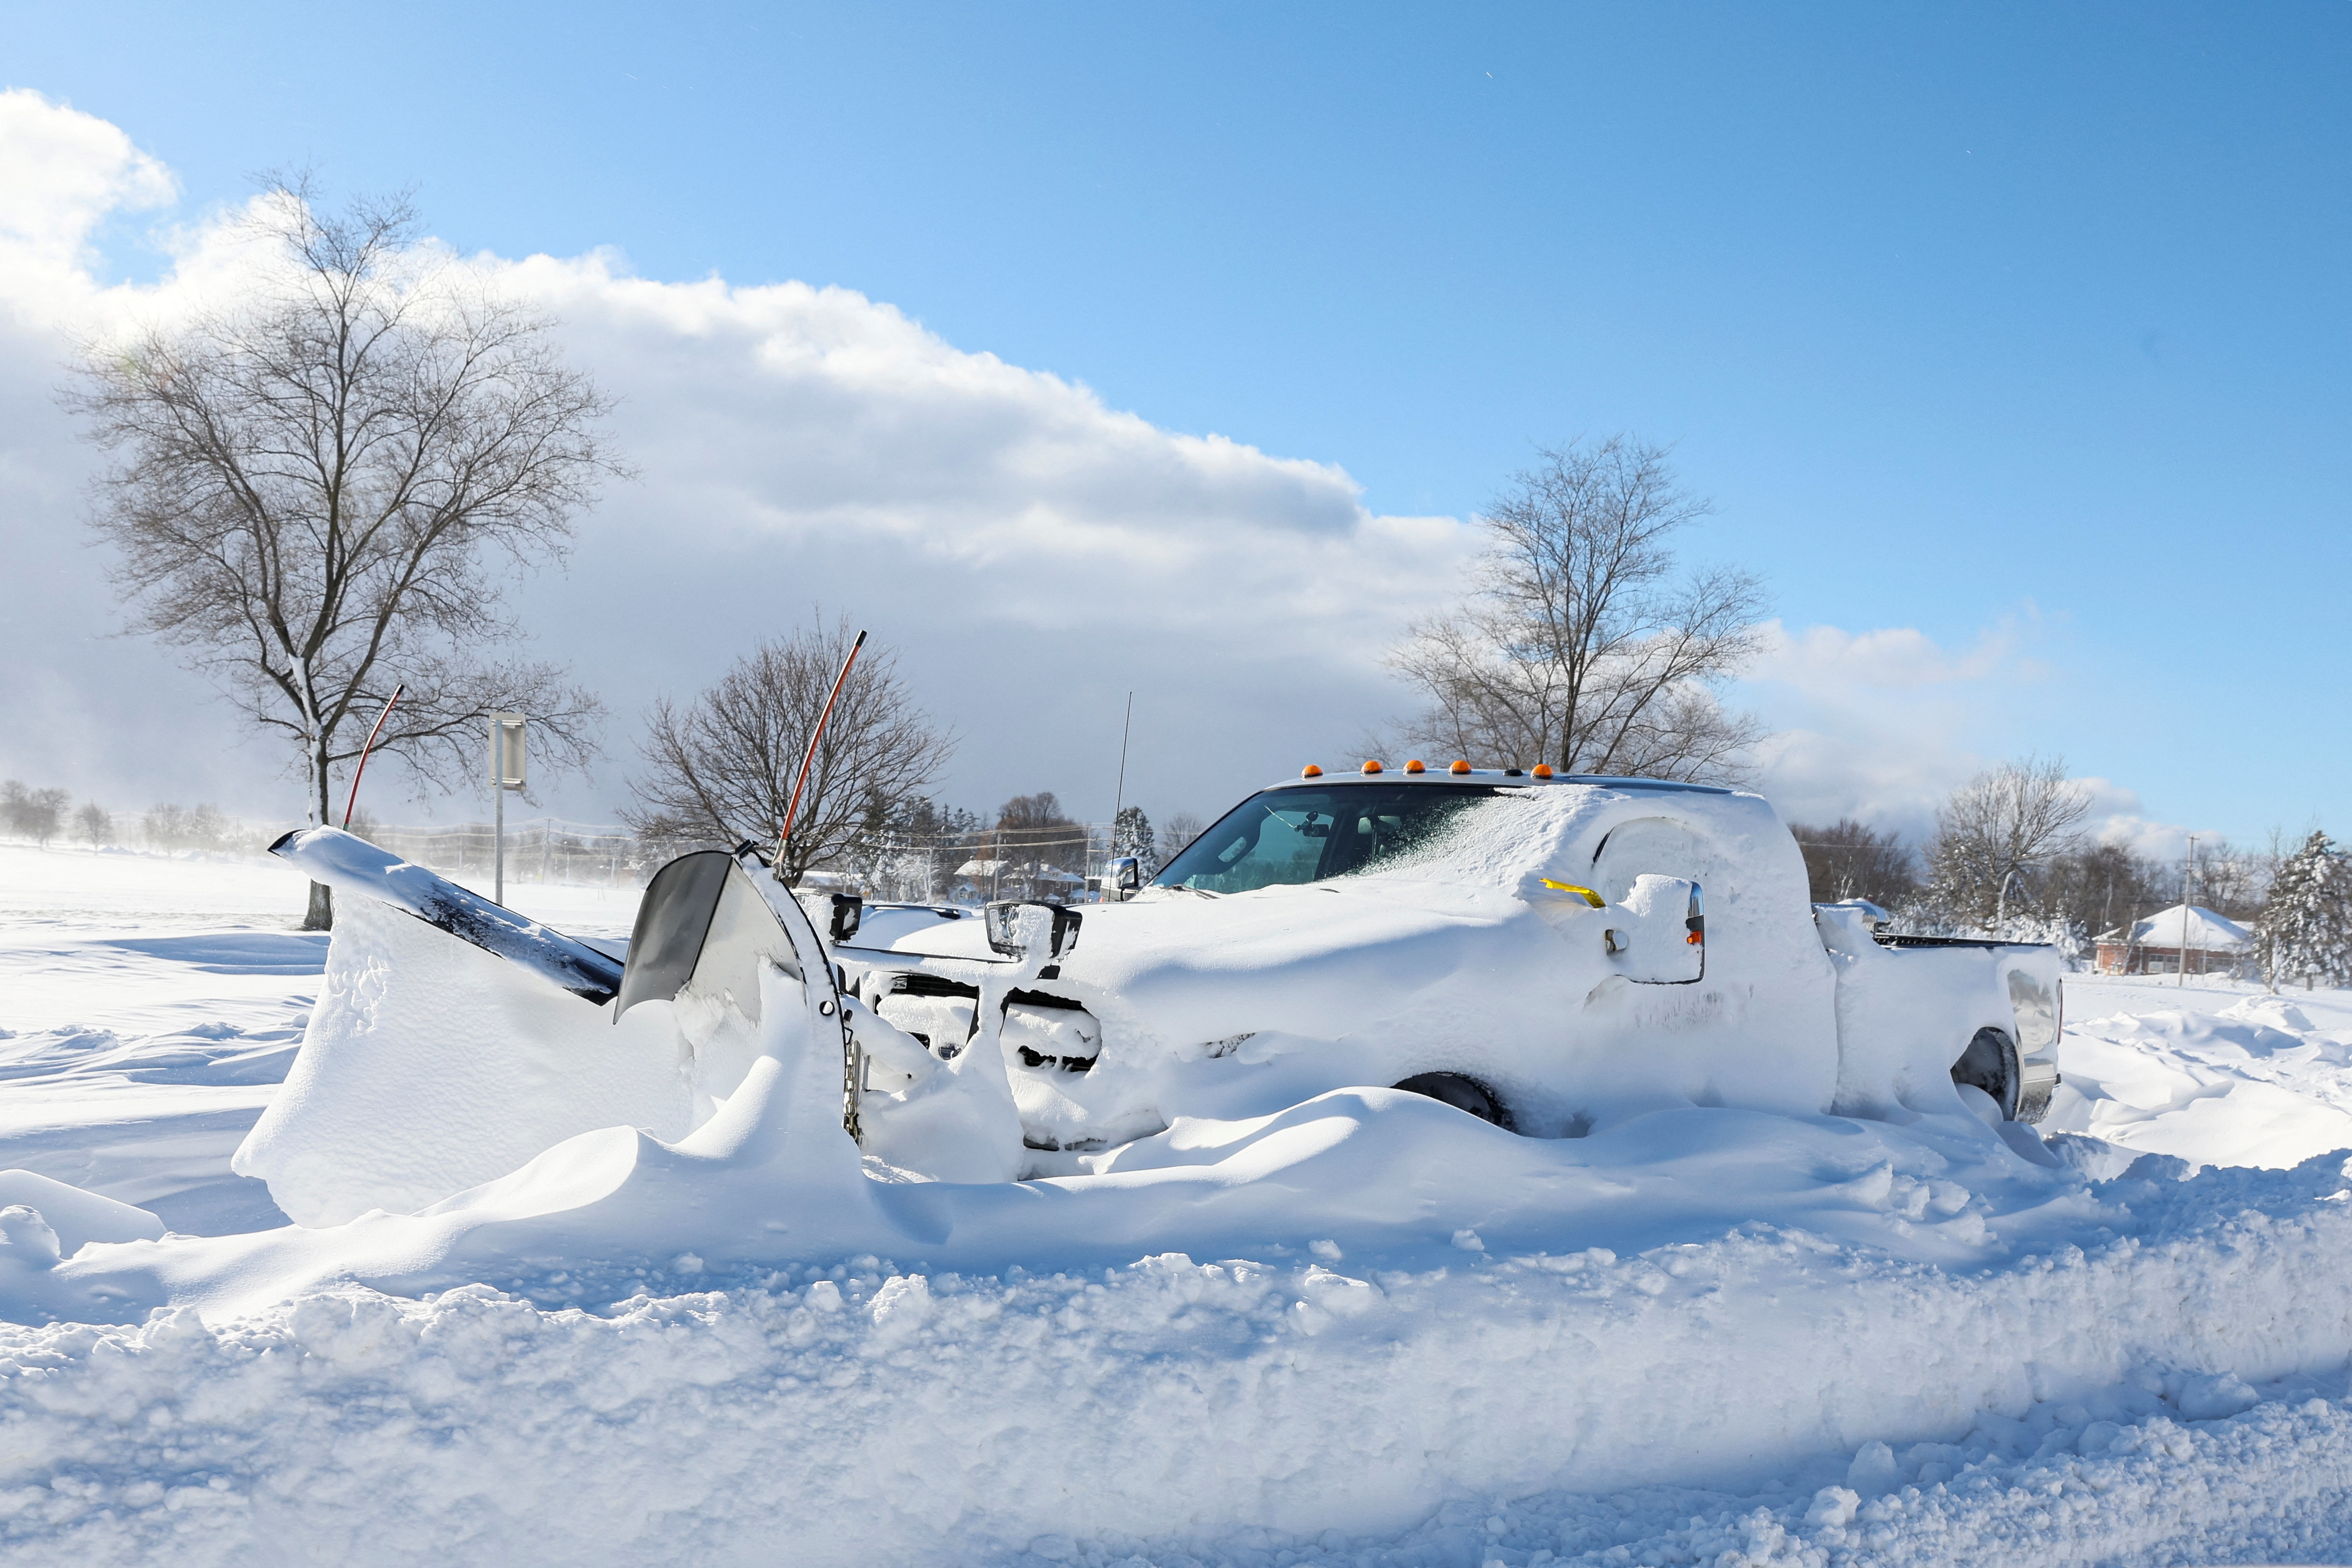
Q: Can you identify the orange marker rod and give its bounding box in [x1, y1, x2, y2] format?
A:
[778, 630, 868, 873]
[341, 683, 405, 830]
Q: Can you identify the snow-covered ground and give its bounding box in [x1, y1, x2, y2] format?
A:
[4, 839, 2352, 1565]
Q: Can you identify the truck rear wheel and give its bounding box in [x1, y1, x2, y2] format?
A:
[1394, 1072, 1513, 1132]
[1951, 1027, 2021, 1121]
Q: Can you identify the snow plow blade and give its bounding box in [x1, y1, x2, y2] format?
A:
[268, 826, 626, 1005]
[613, 848, 831, 1027]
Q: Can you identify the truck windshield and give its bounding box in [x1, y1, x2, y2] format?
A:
[1154, 784, 1500, 894]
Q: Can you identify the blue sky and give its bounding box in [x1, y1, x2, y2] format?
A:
[4, 3, 2347, 846]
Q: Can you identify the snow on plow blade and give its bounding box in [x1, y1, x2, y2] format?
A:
[268, 826, 626, 1005]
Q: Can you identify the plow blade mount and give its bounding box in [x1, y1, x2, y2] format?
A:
[269, 826, 626, 1005]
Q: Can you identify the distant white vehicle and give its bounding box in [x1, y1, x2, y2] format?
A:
[271, 763, 2062, 1189]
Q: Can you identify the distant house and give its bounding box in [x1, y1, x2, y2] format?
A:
[2093, 904, 2253, 976]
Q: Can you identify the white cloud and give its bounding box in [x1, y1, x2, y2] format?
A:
[0, 88, 175, 305]
[1735, 618, 2035, 837]
[1737, 618, 2227, 859]
[1748, 619, 2021, 691]
[497, 254, 1468, 657]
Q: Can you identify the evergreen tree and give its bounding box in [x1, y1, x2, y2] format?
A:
[2255, 831, 2352, 989]
[1111, 806, 1158, 874]
[857, 795, 983, 902]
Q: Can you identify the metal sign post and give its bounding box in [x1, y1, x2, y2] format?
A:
[488, 713, 526, 904]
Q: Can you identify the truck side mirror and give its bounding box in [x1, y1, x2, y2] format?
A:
[1109, 856, 1142, 900]
[828, 892, 863, 944]
[1607, 875, 1705, 984]
[985, 901, 1085, 960]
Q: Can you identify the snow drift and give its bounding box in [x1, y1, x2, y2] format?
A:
[7, 1146, 2352, 1565]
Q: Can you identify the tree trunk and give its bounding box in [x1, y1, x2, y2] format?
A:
[301, 734, 335, 932]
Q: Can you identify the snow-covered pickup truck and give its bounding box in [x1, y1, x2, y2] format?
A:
[814, 765, 2062, 1178]
[267, 765, 2061, 1195]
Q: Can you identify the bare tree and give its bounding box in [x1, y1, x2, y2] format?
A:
[1788, 818, 1917, 907]
[66, 181, 617, 928]
[74, 802, 114, 847]
[2, 783, 71, 846]
[2039, 840, 2170, 936]
[141, 802, 232, 853]
[1162, 811, 1207, 859]
[1922, 756, 2092, 931]
[1387, 436, 1768, 781]
[623, 617, 953, 883]
[991, 791, 1090, 895]
[2179, 835, 2262, 919]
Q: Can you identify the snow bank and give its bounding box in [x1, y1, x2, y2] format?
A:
[2045, 986, 2352, 1167]
[231, 900, 696, 1226]
[6, 1147, 2352, 1565]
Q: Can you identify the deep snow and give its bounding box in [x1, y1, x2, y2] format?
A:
[4, 840, 2352, 1565]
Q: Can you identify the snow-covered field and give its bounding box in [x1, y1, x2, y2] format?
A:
[4, 840, 2352, 1566]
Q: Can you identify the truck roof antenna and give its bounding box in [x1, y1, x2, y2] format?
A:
[777, 629, 868, 877]
[1112, 691, 1133, 828]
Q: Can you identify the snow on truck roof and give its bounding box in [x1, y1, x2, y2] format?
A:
[1151, 767, 1784, 902]
[1263, 765, 1734, 795]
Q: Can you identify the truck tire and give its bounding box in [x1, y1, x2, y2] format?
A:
[1393, 1072, 1514, 1132]
[1951, 1027, 2021, 1122]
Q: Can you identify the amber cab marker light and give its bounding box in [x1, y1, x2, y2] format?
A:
[1449, 759, 1472, 775]
[1404, 759, 1426, 774]
[1532, 764, 1555, 779]
[1361, 759, 1385, 774]
[1301, 764, 1323, 778]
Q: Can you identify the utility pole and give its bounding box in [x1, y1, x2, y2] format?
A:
[2179, 834, 2198, 988]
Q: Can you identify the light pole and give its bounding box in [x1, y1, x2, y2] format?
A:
[1995, 867, 2023, 937]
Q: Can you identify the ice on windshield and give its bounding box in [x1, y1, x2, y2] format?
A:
[1154, 785, 1501, 893]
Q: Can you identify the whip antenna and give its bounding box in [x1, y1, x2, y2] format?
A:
[777, 629, 868, 876]
[342, 683, 405, 830]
